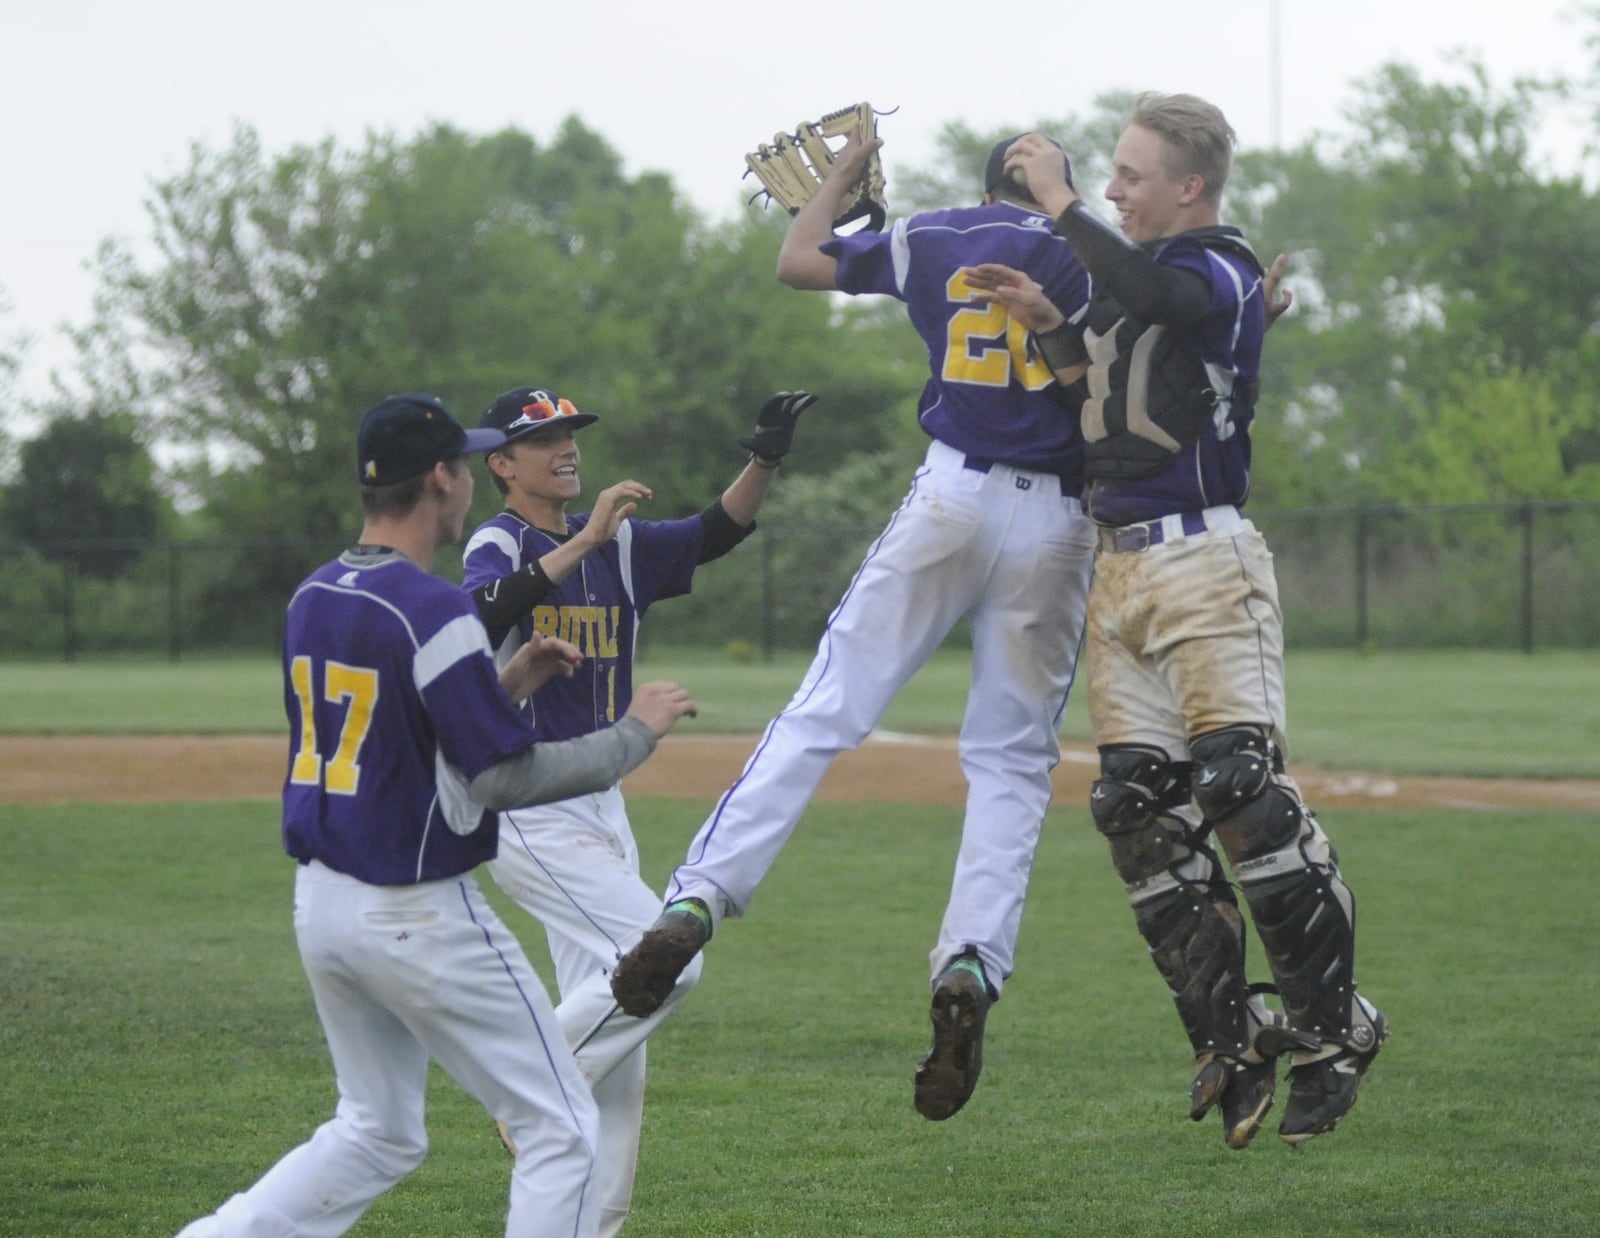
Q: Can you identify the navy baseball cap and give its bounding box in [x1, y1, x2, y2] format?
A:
[356, 393, 506, 486]
[480, 387, 601, 447]
[984, 134, 1072, 197]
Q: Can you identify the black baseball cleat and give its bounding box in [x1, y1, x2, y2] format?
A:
[1192, 1010, 1320, 1149]
[1278, 1009, 1390, 1145]
[913, 951, 991, 1121]
[610, 900, 710, 1018]
[1192, 1054, 1278, 1150]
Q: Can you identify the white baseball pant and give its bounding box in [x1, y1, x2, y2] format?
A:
[177, 862, 599, 1238]
[666, 438, 1097, 991]
[489, 785, 703, 1238]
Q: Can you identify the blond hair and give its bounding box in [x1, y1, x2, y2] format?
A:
[1128, 92, 1236, 205]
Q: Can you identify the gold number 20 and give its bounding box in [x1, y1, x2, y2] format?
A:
[941, 271, 1055, 391]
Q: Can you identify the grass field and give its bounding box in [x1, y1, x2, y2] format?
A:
[2, 799, 1597, 1235]
[3, 647, 1599, 778]
[2, 649, 1597, 1234]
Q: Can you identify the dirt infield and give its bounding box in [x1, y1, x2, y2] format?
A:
[2, 733, 1597, 812]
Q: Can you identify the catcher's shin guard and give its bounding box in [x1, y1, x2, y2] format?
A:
[1093, 746, 1254, 1061]
[1190, 726, 1377, 1050]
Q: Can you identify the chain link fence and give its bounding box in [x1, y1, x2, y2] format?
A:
[2, 501, 1596, 661]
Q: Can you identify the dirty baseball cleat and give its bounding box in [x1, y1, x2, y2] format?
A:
[1191, 1054, 1281, 1150]
[914, 949, 991, 1121]
[1279, 1009, 1389, 1145]
[610, 898, 711, 1018]
[1191, 997, 1320, 1149]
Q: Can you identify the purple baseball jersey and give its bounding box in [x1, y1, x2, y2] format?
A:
[281, 551, 537, 885]
[823, 200, 1090, 481]
[462, 511, 701, 741]
[1085, 233, 1267, 525]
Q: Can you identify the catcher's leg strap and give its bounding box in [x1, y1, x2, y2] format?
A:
[1190, 725, 1375, 1049]
[1094, 745, 1253, 1060]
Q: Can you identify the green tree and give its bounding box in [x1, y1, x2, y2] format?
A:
[1, 409, 168, 579]
[79, 120, 921, 529]
[1383, 364, 1600, 503]
[1235, 55, 1600, 505]
[69, 118, 923, 641]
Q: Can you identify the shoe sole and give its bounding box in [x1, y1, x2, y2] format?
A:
[1194, 1055, 1276, 1150]
[611, 919, 703, 1017]
[1222, 1077, 1274, 1150]
[913, 972, 988, 1122]
[1219, 1021, 1314, 1149]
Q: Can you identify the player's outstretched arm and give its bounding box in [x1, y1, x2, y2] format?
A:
[963, 264, 1066, 332]
[776, 133, 883, 290]
[543, 480, 652, 582]
[623, 680, 699, 737]
[713, 391, 818, 526]
[965, 265, 1086, 382]
[471, 480, 654, 645]
[1004, 134, 1079, 219]
[469, 681, 697, 809]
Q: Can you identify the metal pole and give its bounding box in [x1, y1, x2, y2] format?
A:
[1269, 0, 1283, 148]
[1354, 510, 1370, 648]
[62, 558, 77, 663]
[1520, 503, 1535, 654]
[168, 542, 183, 662]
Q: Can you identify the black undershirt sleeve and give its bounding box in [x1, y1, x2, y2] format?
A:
[697, 498, 755, 565]
[1054, 200, 1212, 325]
[471, 560, 556, 648]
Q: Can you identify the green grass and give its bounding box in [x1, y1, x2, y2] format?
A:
[3, 648, 1598, 778]
[2, 799, 1597, 1235]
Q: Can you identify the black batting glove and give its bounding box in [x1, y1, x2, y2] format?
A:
[738, 391, 817, 465]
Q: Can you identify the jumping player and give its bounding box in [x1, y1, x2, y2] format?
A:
[611, 129, 1098, 1124]
[966, 92, 1387, 1148]
[177, 393, 697, 1238]
[461, 384, 813, 1238]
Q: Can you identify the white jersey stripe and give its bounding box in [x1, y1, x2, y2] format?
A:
[415, 613, 493, 691]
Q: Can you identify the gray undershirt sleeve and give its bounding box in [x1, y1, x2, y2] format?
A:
[468, 716, 659, 809]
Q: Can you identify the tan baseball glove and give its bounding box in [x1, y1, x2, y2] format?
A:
[743, 102, 888, 232]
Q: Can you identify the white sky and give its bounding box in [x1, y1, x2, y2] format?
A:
[2, 0, 1593, 401]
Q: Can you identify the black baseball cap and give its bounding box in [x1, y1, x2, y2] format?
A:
[984, 134, 1072, 197]
[480, 387, 601, 447]
[356, 393, 506, 486]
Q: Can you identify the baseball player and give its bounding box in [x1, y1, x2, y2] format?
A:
[176, 393, 697, 1238]
[461, 384, 814, 1238]
[967, 92, 1388, 1148]
[611, 129, 1099, 1124]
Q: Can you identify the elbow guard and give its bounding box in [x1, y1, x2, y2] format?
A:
[472, 561, 554, 647]
[698, 499, 754, 564]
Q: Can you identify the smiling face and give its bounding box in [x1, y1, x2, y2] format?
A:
[1105, 123, 1204, 243]
[488, 425, 582, 525]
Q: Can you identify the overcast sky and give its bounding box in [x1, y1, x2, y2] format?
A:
[2, 0, 1593, 400]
